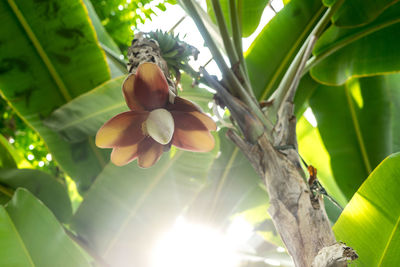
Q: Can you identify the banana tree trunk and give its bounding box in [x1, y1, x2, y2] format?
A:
[227, 101, 357, 267]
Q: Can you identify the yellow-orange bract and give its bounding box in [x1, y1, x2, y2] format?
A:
[96, 62, 216, 168]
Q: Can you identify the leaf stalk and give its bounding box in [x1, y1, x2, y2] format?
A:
[268, 0, 345, 121]
[180, 0, 267, 127]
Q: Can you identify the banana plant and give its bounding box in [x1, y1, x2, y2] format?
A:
[1, 0, 400, 266]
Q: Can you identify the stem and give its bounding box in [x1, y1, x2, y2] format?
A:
[211, 0, 239, 67]
[268, 38, 307, 122]
[181, 64, 210, 87]
[180, 0, 238, 92]
[168, 15, 186, 33]
[284, 35, 317, 103]
[268, 0, 345, 121]
[180, 58, 216, 88]
[181, 0, 267, 127]
[228, 0, 253, 97]
[203, 57, 213, 67]
[229, 0, 242, 62]
[210, 0, 254, 97]
[201, 68, 272, 140]
[314, 0, 346, 38]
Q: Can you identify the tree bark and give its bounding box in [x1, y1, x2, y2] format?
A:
[227, 100, 357, 266]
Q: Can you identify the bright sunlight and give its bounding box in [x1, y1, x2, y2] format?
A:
[152, 216, 254, 267]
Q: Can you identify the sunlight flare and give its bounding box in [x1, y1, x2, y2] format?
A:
[304, 107, 318, 127]
[152, 216, 256, 267]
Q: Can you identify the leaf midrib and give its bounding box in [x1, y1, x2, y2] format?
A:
[2, 208, 35, 267]
[258, 5, 325, 101]
[357, 191, 400, 266]
[208, 147, 239, 219]
[7, 0, 72, 102]
[377, 210, 400, 266]
[103, 150, 184, 256]
[56, 102, 126, 131]
[55, 93, 211, 131]
[309, 18, 400, 72]
[345, 85, 372, 174]
[7, 0, 108, 168]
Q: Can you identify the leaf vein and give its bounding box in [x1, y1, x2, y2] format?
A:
[6, 0, 72, 102]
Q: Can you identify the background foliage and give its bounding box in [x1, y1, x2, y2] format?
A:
[90, 0, 176, 52]
[1, 0, 400, 266]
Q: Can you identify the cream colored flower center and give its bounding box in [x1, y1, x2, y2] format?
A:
[145, 108, 174, 145]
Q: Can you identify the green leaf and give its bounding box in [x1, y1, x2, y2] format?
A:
[71, 145, 219, 265]
[293, 74, 319, 117]
[0, 168, 72, 222]
[82, 0, 121, 54]
[157, 3, 167, 12]
[1, 188, 91, 267]
[387, 75, 400, 152]
[0, 134, 31, 169]
[44, 76, 126, 143]
[310, 4, 400, 85]
[105, 53, 128, 78]
[323, 197, 342, 224]
[0, 134, 17, 169]
[297, 116, 347, 207]
[0, 206, 34, 267]
[239, 0, 270, 37]
[309, 75, 395, 199]
[333, 152, 400, 266]
[0, 0, 111, 191]
[245, 0, 324, 100]
[0, 191, 11, 205]
[332, 0, 399, 27]
[45, 73, 213, 143]
[206, 0, 270, 37]
[322, 0, 335, 6]
[296, 115, 345, 223]
[185, 129, 269, 227]
[81, 0, 127, 78]
[179, 73, 214, 112]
